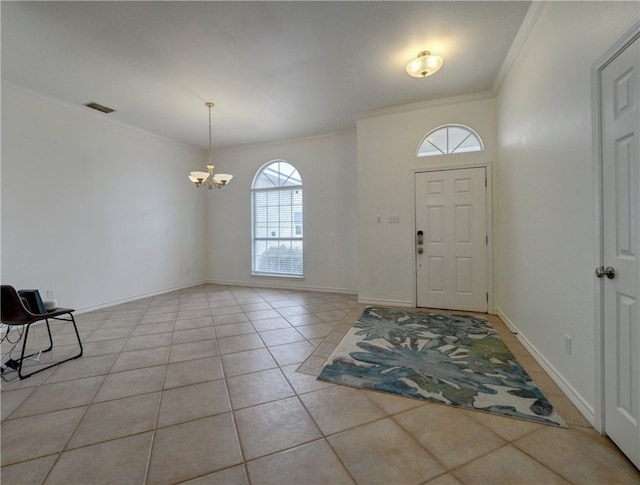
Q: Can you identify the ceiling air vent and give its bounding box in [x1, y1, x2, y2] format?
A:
[84, 102, 115, 114]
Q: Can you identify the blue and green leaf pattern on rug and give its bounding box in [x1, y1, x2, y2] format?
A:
[318, 307, 566, 427]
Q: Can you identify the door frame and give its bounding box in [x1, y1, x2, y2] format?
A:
[592, 21, 640, 434]
[411, 162, 494, 312]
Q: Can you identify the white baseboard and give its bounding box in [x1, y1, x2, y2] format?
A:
[357, 298, 414, 307]
[75, 280, 207, 314]
[497, 310, 519, 333]
[207, 278, 358, 296]
[77, 279, 358, 315]
[496, 309, 596, 427]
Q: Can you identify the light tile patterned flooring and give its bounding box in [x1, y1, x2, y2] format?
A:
[1, 284, 639, 484]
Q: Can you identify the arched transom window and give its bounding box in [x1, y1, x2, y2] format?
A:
[251, 160, 303, 276]
[417, 124, 484, 157]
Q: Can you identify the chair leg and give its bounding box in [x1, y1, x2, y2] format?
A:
[17, 323, 35, 379]
[42, 318, 54, 353]
[17, 313, 83, 380]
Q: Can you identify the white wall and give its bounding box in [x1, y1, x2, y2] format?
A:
[356, 95, 497, 306]
[206, 131, 358, 293]
[1, 85, 208, 311]
[496, 2, 639, 419]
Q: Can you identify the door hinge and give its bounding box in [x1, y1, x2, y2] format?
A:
[485, 177, 487, 187]
[486, 293, 489, 303]
[486, 235, 488, 245]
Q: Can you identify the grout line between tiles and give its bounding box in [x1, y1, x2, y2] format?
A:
[218, 295, 253, 484]
[3, 285, 632, 484]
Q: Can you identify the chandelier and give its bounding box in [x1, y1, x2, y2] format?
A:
[188, 102, 233, 189]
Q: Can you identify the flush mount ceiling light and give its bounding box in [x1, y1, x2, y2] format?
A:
[188, 102, 233, 190]
[406, 50, 443, 78]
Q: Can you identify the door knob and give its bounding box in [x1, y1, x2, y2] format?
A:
[596, 266, 616, 279]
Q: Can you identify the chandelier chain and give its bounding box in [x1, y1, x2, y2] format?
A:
[208, 104, 213, 165]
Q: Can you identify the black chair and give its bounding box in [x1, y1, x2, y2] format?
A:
[1, 285, 83, 379]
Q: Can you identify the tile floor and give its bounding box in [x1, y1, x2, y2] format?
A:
[1, 284, 639, 484]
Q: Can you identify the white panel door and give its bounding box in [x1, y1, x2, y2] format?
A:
[602, 36, 640, 469]
[415, 167, 487, 311]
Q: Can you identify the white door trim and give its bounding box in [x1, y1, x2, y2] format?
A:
[592, 21, 640, 434]
[411, 162, 493, 312]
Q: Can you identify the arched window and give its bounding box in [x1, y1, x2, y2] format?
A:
[417, 124, 484, 157]
[251, 160, 303, 276]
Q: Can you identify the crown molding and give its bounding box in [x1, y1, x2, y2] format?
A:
[492, 1, 547, 94]
[354, 91, 494, 121]
[1, 80, 202, 154]
[215, 126, 357, 155]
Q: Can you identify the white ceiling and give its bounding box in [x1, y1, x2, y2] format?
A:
[2, 1, 531, 150]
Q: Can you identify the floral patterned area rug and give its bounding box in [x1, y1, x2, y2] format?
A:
[318, 306, 567, 427]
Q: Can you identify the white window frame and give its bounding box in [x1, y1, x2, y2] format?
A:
[251, 160, 303, 277]
[417, 124, 484, 157]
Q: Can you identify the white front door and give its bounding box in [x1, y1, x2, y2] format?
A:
[415, 167, 487, 312]
[601, 35, 640, 469]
